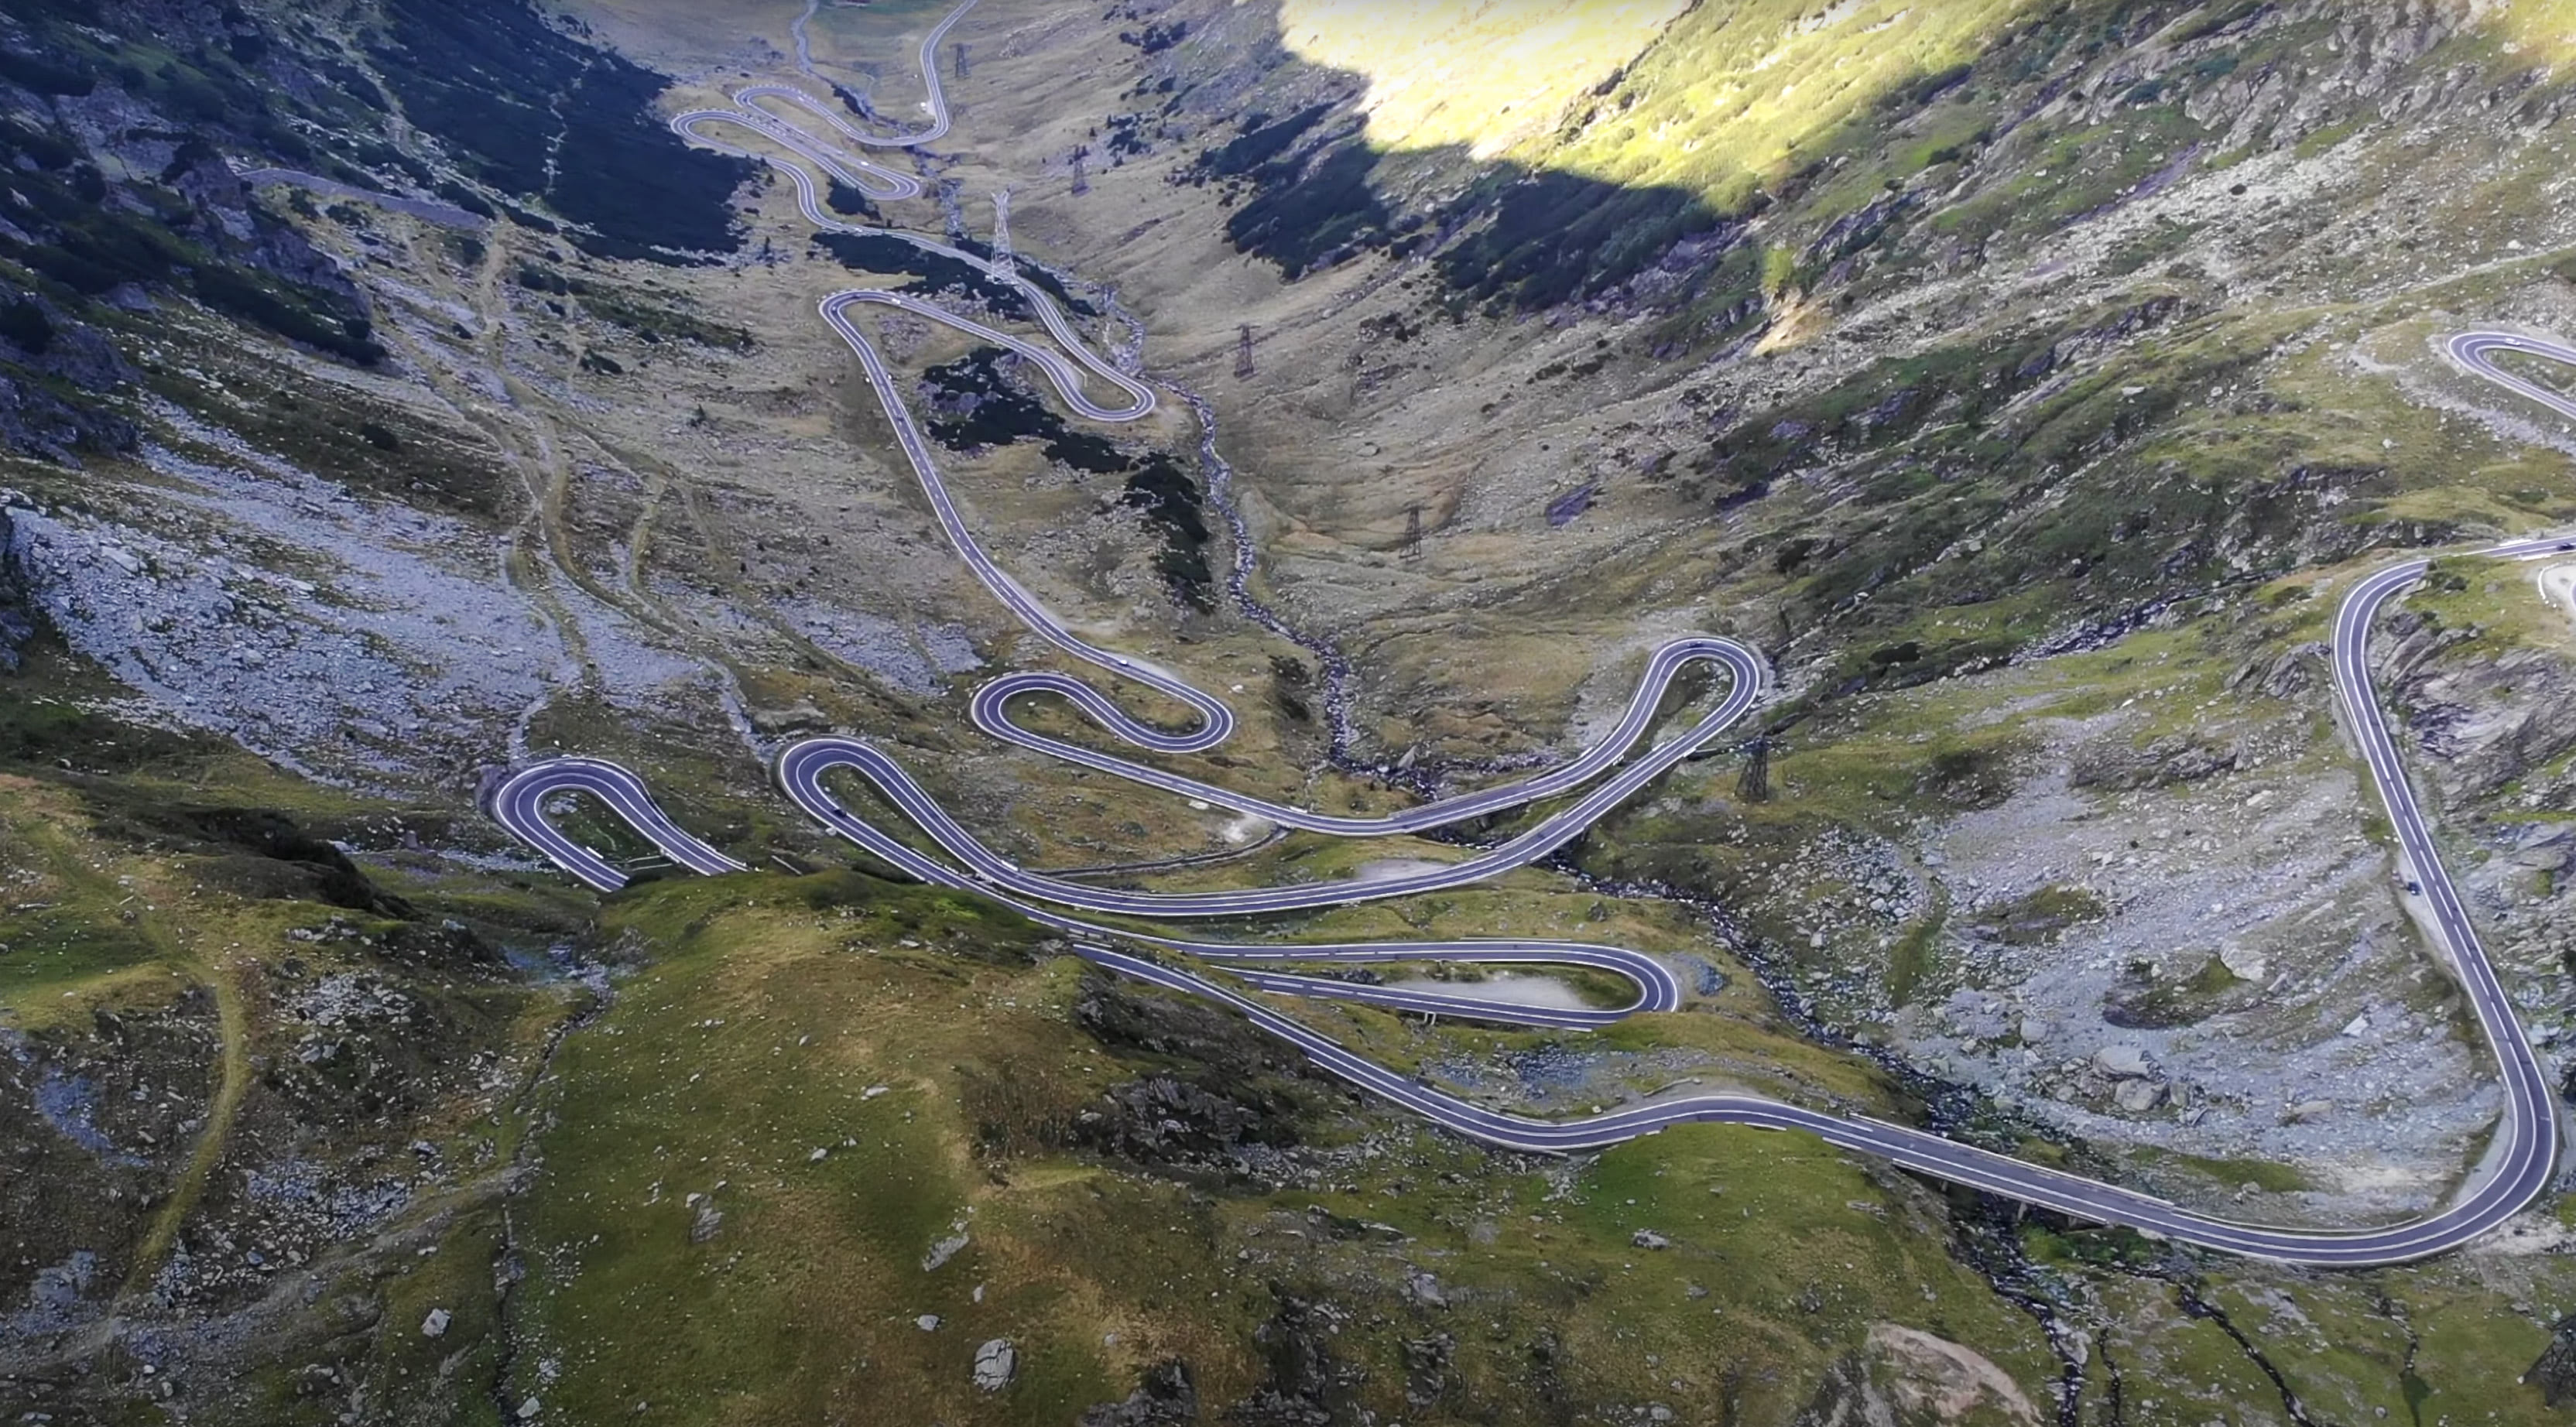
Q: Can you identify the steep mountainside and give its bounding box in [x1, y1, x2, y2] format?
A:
[2, 0, 2576, 1422]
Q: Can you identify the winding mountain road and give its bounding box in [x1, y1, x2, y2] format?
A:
[682, 0, 980, 201]
[486, 5, 2574, 1264]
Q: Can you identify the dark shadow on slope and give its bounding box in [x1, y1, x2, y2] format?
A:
[0, 13, 409, 393]
[1193, 121, 1742, 313]
[1160, 23, 1756, 312]
[814, 233, 1033, 320]
[77, 798, 419, 920]
[368, 0, 753, 261]
[920, 347, 1213, 609]
[1435, 169, 1735, 311]
[1150, 0, 2232, 323]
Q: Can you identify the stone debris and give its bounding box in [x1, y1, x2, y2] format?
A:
[923, 1228, 971, 1271]
[2218, 941, 2269, 983]
[2112, 1080, 2166, 1114]
[973, 1339, 1016, 1392]
[2, 426, 704, 788]
[1861, 682, 2529, 1220]
[2513, 824, 2574, 871]
[2091, 1044, 2152, 1079]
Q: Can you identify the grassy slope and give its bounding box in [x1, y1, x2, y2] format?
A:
[2033, 1221, 2571, 1427]
[1499, 0, 2030, 212]
[0, 635, 591, 1424]
[505, 870, 2067, 1424]
[505, 856, 2576, 1424]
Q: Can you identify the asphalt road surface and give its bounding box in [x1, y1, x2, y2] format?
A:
[679, 0, 979, 202]
[488, 10, 2574, 1264]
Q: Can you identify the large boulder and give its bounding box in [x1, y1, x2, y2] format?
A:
[2092, 1043, 2153, 1079]
[973, 1339, 1016, 1393]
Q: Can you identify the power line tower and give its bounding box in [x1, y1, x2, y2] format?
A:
[1737, 736, 1772, 803]
[954, 42, 968, 78]
[1235, 323, 1255, 378]
[1070, 148, 1088, 196]
[1400, 503, 1423, 560]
